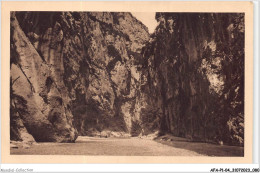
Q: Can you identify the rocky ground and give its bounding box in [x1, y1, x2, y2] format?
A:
[11, 135, 243, 156]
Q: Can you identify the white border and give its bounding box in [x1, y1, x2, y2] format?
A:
[253, 0, 259, 165]
[0, 0, 259, 172]
[0, 164, 259, 173]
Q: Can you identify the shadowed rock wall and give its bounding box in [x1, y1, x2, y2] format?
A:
[141, 13, 244, 145]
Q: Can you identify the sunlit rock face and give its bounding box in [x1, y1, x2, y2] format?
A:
[10, 12, 77, 142]
[141, 13, 244, 145]
[10, 12, 149, 141]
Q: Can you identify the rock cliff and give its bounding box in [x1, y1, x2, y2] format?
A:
[141, 13, 244, 145]
[10, 12, 149, 142]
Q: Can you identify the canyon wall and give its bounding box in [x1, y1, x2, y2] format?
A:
[10, 11, 149, 142]
[141, 13, 244, 145]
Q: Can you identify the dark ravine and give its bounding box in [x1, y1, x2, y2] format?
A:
[10, 12, 244, 146]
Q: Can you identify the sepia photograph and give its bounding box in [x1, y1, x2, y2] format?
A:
[9, 11, 245, 156]
[1, 1, 254, 165]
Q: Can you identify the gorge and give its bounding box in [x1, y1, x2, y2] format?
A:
[10, 12, 244, 148]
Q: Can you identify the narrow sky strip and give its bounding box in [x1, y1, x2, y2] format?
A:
[132, 12, 158, 33]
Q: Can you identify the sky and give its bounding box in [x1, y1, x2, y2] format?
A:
[131, 12, 158, 33]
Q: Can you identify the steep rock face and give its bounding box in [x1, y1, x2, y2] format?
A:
[10, 13, 77, 142]
[141, 13, 244, 145]
[11, 12, 149, 141]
